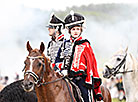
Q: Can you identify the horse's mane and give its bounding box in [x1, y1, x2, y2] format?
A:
[0, 79, 37, 102]
[128, 53, 138, 72]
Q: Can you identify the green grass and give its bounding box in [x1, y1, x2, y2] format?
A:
[112, 98, 126, 102]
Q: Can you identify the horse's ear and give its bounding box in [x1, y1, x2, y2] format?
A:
[125, 46, 128, 53]
[40, 42, 45, 54]
[119, 46, 124, 51]
[26, 41, 32, 52]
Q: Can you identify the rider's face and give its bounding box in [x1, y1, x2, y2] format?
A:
[48, 28, 55, 36]
[70, 26, 82, 38]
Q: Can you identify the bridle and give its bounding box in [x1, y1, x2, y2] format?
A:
[23, 56, 46, 86]
[105, 53, 133, 77]
[23, 55, 76, 102]
[23, 55, 65, 87]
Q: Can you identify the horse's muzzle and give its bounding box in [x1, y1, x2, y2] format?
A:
[22, 80, 34, 92]
[103, 66, 112, 79]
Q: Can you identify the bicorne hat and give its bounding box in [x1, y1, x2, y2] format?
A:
[64, 10, 85, 29]
[46, 13, 64, 29]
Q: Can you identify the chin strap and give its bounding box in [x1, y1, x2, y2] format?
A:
[52, 32, 56, 41]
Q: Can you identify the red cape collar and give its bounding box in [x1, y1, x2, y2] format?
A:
[70, 36, 82, 43]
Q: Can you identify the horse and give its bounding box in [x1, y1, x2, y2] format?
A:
[22, 41, 75, 102]
[103, 47, 138, 102]
[0, 79, 37, 102]
[100, 85, 112, 102]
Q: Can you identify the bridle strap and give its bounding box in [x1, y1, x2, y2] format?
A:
[24, 55, 45, 85]
[111, 54, 127, 75]
[110, 53, 135, 76]
[27, 56, 44, 59]
[24, 55, 66, 87]
[107, 54, 127, 77]
[113, 54, 127, 72]
[24, 70, 40, 84]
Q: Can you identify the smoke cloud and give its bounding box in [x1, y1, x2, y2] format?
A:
[0, 1, 137, 82]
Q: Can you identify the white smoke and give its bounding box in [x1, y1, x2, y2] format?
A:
[0, 0, 51, 83]
[85, 5, 138, 69]
[0, 1, 138, 83]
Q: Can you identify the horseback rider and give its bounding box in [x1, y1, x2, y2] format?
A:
[46, 13, 65, 68]
[55, 11, 103, 102]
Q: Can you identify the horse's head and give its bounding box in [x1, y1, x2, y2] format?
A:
[22, 41, 46, 92]
[103, 47, 128, 78]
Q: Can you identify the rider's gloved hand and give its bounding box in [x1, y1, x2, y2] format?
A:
[61, 70, 68, 76]
[96, 93, 103, 101]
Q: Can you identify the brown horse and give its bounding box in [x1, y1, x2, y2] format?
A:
[22, 41, 75, 102]
[100, 85, 112, 102]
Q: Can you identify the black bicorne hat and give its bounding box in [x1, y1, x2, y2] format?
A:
[46, 13, 64, 29]
[64, 10, 85, 29]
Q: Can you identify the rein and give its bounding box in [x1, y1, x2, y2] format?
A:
[24, 55, 75, 102]
[39, 76, 66, 86]
[115, 69, 134, 74]
[41, 75, 75, 102]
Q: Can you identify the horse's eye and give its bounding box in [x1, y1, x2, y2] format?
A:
[42, 59, 44, 62]
[117, 58, 121, 61]
[38, 62, 42, 67]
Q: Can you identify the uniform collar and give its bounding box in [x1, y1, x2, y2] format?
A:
[55, 34, 64, 42]
[70, 36, 82, 43]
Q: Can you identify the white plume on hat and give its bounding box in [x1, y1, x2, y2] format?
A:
[70, 10, 75, 21]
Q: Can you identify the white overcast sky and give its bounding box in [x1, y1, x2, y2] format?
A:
[1, 0, 138, 11]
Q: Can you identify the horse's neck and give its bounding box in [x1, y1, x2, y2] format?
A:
[35, 57, 56, 102]
[122, 53, 138, 102]
[125, 53, 138, 72]
[35, 72, 56, 102]
[36, 57, 73, 102]
[123, 53, 138, 80]
[35, 85, 47, 102]
[44, 57, 54, 80]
